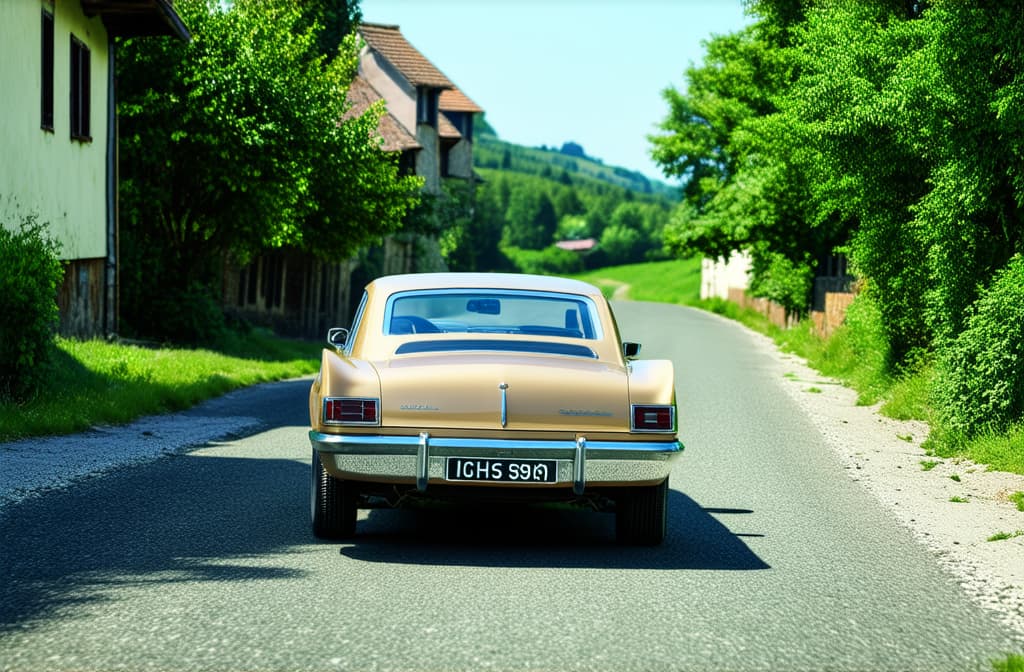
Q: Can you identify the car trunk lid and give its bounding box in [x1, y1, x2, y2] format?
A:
[375, 352, 628, 433]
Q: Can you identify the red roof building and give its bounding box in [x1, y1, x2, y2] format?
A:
[357, 22, 483, 192]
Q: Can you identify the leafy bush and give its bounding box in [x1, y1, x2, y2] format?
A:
[747, 249, 814, 318]
[0, 217, 63, 400]
[150, 281, 229, 346]
[599, 224, 642, 266]
[502, 245, 583, 276]
[936, 254, 1024, 436]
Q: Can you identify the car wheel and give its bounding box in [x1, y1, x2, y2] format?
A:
[310, 448, 357, 539]
[616, 478, 668, 545]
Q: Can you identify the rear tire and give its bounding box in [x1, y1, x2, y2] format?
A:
[616, 478, 668, 545]
[310, 448, 357, 539]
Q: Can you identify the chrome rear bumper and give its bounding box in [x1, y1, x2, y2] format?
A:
[309, 431, 683, 494]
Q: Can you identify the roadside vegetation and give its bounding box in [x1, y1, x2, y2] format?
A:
[647, 2, 1022, 474]
[993, 653, 1024, 672]
[0, 213, 319, 443]
[116, 1, 419, 344]
[0, 334, 320, 443]
[577, 261, 1024, 476]
[575, 258, 701, 304]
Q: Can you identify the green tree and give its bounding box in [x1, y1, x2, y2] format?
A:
[654, 0, 1024, 441]
[298, 0, 362, 62]
[117, 0, 420, 341]
[599, 224, 642, 266]
[780, 1, 933, 358]
[552, 186, 585, 221]
[503, 189, 558, 249]
[556, 215, 590, 241]
[651, 27, 781, 225]
[908, 1, 1024, 344]
[439, 181, 508, 272]
[652, 18, 830, 311]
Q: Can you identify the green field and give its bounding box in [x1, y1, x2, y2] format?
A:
[574, 258, 703, 304]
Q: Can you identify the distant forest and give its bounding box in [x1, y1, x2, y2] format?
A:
[439, 115, 681, 276]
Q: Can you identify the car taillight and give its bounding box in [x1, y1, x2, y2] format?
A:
[324, 397, 379, 426]
[631, 405, 675, 432]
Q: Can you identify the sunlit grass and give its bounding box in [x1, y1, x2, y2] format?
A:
[987, 530, 1024, 542]
[925, 423, 1024, 475]
[992, 653, 1024, 672]
[574, 258, 702, 306]
[0, 332, 320, 442]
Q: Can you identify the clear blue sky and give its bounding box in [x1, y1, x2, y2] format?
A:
[359, 0, 752, 183]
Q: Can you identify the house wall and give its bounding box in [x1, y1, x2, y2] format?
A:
[710, 250, 856, 335]
[225, 251, 362, 338]
[0, 0, 108, 262]
[358, 49, 416, 135]
[1, 0, 111, 338]
[700, 251, 751, 300]
[415, 124, 441, 194]
[445, 139, 473, 179]
[359, 47, 443, 195]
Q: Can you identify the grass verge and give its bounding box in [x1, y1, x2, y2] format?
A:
[0, 331, 321, 442]
[993, 654, 1024, 672]
[575, 258, 702, 305]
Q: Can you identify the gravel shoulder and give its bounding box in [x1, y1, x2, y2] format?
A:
[741, 324, 1024, 637]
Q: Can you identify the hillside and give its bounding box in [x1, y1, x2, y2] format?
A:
[473, 116, 679, 202]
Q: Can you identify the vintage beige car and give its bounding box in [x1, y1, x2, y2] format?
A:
[308, 273, 683, 544]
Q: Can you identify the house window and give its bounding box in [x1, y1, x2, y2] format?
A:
[41, 10, 54, 131]
[70, 35, 91, 141]
[416, 88, 438, 127]
[398, 150, 417, 176]
[447, 112, 473, 142]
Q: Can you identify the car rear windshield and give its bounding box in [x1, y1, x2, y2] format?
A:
[384, 290, 602, 340]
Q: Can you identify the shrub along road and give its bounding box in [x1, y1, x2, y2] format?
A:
[1, 302, 1020, 670]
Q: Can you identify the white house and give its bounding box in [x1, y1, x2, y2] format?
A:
[0, 0, 188, 337]
[700, 251, 752, 301]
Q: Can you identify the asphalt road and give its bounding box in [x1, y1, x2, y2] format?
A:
[1, 301, 1019, 671]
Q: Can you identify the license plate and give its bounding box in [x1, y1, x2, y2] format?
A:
[445, 457, 557, 484]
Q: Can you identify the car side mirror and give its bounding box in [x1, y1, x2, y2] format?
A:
[327, 327, 349, 351]
[622, 342, 641, 359]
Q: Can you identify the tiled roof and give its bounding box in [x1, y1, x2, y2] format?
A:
[80, 0, 191, 41]
[438, 112, 461, 140]
[555, 238, 598, 252]
[439, 87, 483, 114]
[345, 76, 421, 152]
[358, 23, 454, 89]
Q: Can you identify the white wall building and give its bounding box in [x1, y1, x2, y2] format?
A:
[700, 251, 752, 300]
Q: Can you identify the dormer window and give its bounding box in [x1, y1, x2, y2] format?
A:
[446, 112, 473, 142]
[416, 87, 439, 127]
